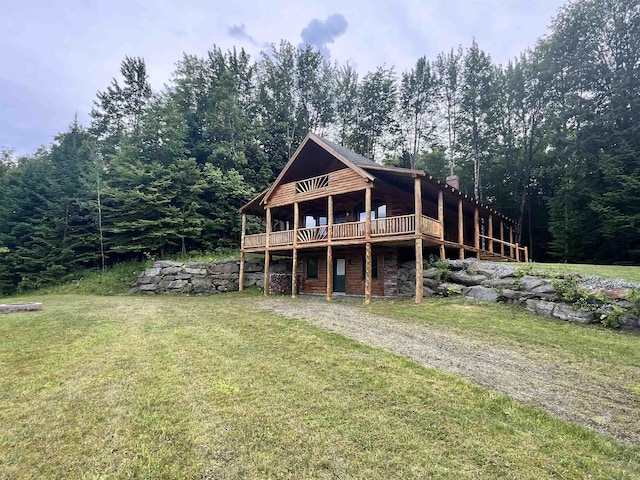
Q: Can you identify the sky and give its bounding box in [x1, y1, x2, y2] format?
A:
[0, 0, 568, 156]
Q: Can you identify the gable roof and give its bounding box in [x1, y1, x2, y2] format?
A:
[240, 132, 516, 223]
[260, 132, 375, 205]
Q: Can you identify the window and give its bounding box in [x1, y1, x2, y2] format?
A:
[304, 212, 327, 228]
[361, 255, 378, 280]
[307, 257, 319, 279]
[356, 201, 387, 221]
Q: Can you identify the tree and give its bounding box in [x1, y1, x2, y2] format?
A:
[434, 47, 464, 175]
[334, 64, 359, 146]
[399, 57, 439, 169]
[90, 56, 152, 158]
[457, 40, 497, 200]
[351, 66, 398, 160]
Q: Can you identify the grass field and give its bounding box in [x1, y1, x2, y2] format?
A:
[510, 262, 640, 283]
[1, 292, 639, 479]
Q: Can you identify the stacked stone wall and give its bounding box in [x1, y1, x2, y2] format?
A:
[397, 259, 640, 329]
[129, 258, 291, 295]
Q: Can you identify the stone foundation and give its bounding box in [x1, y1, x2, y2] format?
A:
[129, 258, 291, 295]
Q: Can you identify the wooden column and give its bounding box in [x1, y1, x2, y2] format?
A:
[524, 246, 529, 263]
[365, 243, 372, 305]
[327, 195, 333, 242]
[326, 245, 333, 301]
[500, 220, 505, 257]
[365, 187, 372, 238]
[515, 243, 521, 262]
[291, 249, 298, 298]
[239, 213, 246, 291]
[292, 202, 299, 298]
[437, 189, 445, 259]
[488, 214, 494, 253]
[415, 238, 423, 304]
[326, 195, 334, 301]
[414, 177, 423, 304]
[509, 226, 514, 258]
[414, 177, 422, 233]
[264, 207, 271, 296]
[239, 252, 245, 292]
[474, 206, 480, 259]
[458, 199, 464, 259]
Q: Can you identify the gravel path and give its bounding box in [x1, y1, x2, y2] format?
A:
[256, 297, 640, 444]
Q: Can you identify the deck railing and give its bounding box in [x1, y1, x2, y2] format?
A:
[244, 233, 266, 248]
[372, 214, 415, 236]
[332, 221, 366, 239]
[297, 226, 328, 243]
[244, 214, 442, 249]
[269, 230, 294, 247]
[479, 234, 528, 262]
[421, 215, 443, 238]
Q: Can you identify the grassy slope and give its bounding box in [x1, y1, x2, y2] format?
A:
[510, 262, 640, 283]
[1, 293, 639, 479]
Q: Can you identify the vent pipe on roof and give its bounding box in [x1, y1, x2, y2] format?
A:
[446, 175, 459, 190]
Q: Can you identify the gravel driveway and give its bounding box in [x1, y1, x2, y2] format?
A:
[256, 297, 640, 445]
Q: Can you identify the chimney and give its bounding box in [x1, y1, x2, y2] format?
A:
[446, 175, 459, 190]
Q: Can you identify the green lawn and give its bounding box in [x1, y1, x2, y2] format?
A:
[510, 262, 640, 283]
[1, 293, 639, 479]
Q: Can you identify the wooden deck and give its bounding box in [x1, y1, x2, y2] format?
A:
[243, 212, 527, 262]
[243, 214, 442, 251]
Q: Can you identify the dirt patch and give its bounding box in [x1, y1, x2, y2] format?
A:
[256, 297, 640, 444]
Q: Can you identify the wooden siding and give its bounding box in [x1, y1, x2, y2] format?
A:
[298, 248, 386, 296]
[344, 250, 385, 296]
[266, 168, 367, 208]
[298, 254, 327, 294]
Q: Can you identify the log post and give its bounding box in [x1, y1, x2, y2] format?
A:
[414, 177, 424, 304]
[438, 189, 445, 260]
[264, 207, 271, 296]
[415, 237, 423, 304]
[327, 195, 333, 242]
[474, 206, 480, 259]
[263, 252, 270, 295]
[515, 243, 521, 262]
[509, 227, 514, 259]
[488, 214, 494, 253]
[524, 246, 529, 263]
[365, 186, 372, 238]
[239, 213, 246, 291]
[291, 248, 298, 298]
[326, 245, 333, 301]
[365, 243, 372, 305]
[458, 199, 464, 259]
[414, 177, 422, 234]
[239, 252, 245, 292]
[292, 202, 299, 298]
[500, 220, 505, 257]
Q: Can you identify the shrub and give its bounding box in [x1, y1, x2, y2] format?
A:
[600, 307, 622, 329]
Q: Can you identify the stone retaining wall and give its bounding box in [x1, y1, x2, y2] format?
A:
[398, 259, 640, 328]
[129, 258, 291, 295]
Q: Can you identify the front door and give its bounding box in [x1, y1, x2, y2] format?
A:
[334, 258, 346, 293]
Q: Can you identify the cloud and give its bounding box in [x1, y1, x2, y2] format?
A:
[299, 13, 348, 58]
[227, 24, 258, 46]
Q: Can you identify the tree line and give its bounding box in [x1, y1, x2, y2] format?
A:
[1, 0, 638, 294]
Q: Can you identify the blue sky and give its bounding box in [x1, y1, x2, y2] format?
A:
[0, 0, 567, 156]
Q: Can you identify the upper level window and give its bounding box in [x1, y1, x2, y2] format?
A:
[357, 202, 387, 221]
[304, 213, 327, 228]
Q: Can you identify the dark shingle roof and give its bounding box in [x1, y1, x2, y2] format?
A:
[317, 136, 379, 167]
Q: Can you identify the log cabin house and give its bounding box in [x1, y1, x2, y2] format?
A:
[239, 133, 528, 303]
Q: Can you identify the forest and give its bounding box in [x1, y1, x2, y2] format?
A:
[0, 0, 639, 294]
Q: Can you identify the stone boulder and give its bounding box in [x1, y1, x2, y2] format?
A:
[449, 270, 487, 286]
[464, 285, 499, 302]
